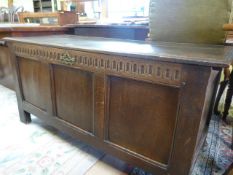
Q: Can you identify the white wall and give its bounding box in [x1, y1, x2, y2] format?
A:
[0, 0, 8, 7]
[13, 0, 34, 12]
[57, 0, 61, 11]
[0, 0, 33, 12]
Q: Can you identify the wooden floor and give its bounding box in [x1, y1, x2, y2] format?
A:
[228, 169, 233, 175]
[224, 162, 233, 175]
[85, 155, 128, 175]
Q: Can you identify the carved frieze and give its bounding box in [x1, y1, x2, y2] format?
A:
[13, 43, 182, 86]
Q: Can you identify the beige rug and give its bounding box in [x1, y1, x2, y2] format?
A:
[0, 85, 104, 175]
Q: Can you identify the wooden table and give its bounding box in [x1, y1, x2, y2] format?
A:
[5, 35, 232, 175]
[18, 12, 79, 26]
[0, 25, 67, 89]
[223, 24, 233, 41]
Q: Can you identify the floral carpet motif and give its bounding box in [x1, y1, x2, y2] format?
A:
[0, 84, 232, 175]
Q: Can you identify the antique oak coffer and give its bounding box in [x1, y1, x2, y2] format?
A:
[5, 35, 232, 175]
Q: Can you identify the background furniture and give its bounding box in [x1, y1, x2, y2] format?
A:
[18, 11, 79, 25]
[5, 35, 232, 175]
[0, 6, 24, 23]
[67, 24, 149, 40]
[33, 0, 57, 12]
[0, 25, 67, 90]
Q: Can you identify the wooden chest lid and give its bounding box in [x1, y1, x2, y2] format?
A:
[4, 35, 233, 67]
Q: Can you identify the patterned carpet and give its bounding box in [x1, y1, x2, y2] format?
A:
[192, 115, 232, 175]
[0, 84, 232, 175]
[0, 85, 104, 175]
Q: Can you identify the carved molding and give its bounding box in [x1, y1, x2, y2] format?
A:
[13, 43, 182, 86]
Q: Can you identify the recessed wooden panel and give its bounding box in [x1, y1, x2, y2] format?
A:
[107, 76, 179, 165]
[18, 57, 51, 112]
[0, 46, 14, 89]
[53, 65, 94, 133]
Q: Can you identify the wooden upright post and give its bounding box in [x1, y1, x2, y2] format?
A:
[8, 0, 14, 7]
[101, 0, 108, 18]
[76, 2, 85, 14]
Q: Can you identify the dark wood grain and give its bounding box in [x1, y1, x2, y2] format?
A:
[0, 46, 14, 89]
[53, 65, 94, 133]
[93, 73, 106, 139]
[168, 65, 213, 175]
[7, 43, 32, 124]
[4, 35, 231, 67]
[18, 57, 52, 114]
[107, 76, 179, 165]
[6, 35, 229, 175]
